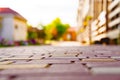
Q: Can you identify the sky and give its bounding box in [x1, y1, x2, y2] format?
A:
[0, 0, 79, 27]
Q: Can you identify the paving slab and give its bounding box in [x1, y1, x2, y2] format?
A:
[0, 45, 120, 80]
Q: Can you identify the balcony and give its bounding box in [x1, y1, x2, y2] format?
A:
[109, 7, 120, 19]
[108, 0, 120, 11]
[108, 17, 120, 28]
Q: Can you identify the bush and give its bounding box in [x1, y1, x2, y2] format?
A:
[0, 37, 14, 47]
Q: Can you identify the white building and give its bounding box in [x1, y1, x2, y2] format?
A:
[77, 0, 120, 44]
[77, 0, 93, 44]
[0, 8, 27, 41]
[107, 0, 120, 39]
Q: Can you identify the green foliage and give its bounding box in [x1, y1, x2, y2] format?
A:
[56, 23, 69, 38]
[28, 32, 38, 39]
[38, 30, 46, 39]
[44, 17, 70, 40]
[44, 24, 55, 40]
[28, 23, 46, 40]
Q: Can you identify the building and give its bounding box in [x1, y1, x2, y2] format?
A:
[77, 0, 120, 45]
[107, 0, 120, 44]
[77, 0, 91, 44]
[63, 27, 77, 41]
[0, 8, 27, 41]
[91, 0, 109, 43]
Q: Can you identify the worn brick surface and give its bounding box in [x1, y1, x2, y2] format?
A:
[0, 45, 120, 80]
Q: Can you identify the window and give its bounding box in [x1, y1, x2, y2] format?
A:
[15, 25, 18, 29]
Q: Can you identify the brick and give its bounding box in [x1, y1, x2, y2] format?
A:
[0, 45, 120, 80]
[0, 61, 14, 65]
[0, 64, 49, 69]
[91, 67, 120, 74]
[86, 62, 120, 67]
[82, 58, 116, 62]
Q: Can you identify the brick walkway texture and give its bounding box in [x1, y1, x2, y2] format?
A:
[0, 45, 120, 80]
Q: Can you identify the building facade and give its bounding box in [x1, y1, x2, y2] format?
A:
[0, 8, 27, 41]
[107, 0, 120, 44]
[63, 27, 77, 41]
[77, 0, 91, 44]
[77, 0, 120, 45]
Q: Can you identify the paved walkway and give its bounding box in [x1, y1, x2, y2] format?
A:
[0, 45, 120, 80]
[51, 41, 83, 46]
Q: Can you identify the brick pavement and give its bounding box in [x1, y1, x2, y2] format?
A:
[0, 45, 120, 80]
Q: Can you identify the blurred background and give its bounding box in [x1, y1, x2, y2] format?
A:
[0, 0, 120, 47]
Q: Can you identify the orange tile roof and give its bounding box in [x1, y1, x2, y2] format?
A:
[0, 7, 27, 21]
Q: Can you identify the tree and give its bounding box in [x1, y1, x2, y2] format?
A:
[44, 18, 70, 40]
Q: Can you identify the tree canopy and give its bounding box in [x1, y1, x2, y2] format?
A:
[44, 18, 70, 40]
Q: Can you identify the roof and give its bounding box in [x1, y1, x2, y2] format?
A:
[0, 7, 27, 21]
[68, 27, 77, 32]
